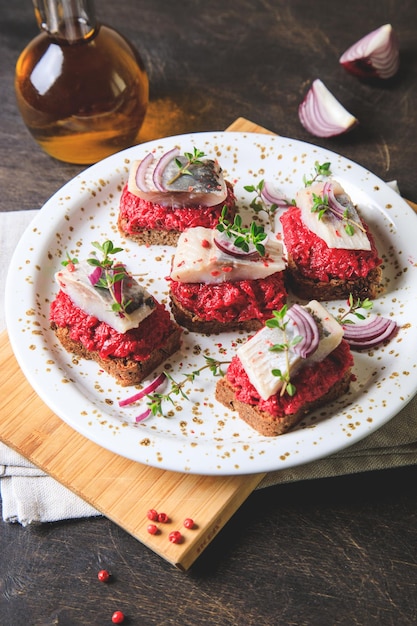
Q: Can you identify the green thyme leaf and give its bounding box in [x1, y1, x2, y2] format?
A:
[167, 147, 206, 185]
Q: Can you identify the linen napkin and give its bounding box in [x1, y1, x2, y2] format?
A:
[1, 208, 416, 526]
[0, 210, 100, 525]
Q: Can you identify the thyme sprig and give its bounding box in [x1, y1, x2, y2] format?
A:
[311, 191, 366, 236]
[337, 294, 374, 324]
[87, 240, 132, 315]
[265, 306, 302, 397]
[217, 206, 267, 256]
[243, 179, 279, 227]
[167, 147, 206, 185]
[303, 161, 332, 187]
[146, 356, 230, 416]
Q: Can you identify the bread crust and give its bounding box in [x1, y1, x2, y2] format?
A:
[285, 255, 383, 301]
[118, 215, 181, 246]
[51, 323, 182, 387]
[215, 369, 352, 436]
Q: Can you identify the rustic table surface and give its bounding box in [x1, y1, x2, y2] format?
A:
[1, 0, 417, 624]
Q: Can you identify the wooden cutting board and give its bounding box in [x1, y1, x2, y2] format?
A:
[2, 117, 416, 570]
[0, 118, 271, 571]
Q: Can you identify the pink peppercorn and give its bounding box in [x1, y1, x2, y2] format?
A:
[147, 524, 158, 535]
[183, 518, 195, 529]
[169, 530, 183, 544]
[158, 512, 169, 523]
[147, 509, 158, 521]
[111, 611, 125, 624]
[97, 569, 110, 582]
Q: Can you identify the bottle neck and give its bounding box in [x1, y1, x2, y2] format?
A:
[32, 0, 97, 43]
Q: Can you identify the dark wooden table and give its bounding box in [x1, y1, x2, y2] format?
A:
[2, 1, 417, 624]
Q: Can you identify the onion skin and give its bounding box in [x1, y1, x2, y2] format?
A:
[298, 79, 358, 138]
[339, 24, 400, 80]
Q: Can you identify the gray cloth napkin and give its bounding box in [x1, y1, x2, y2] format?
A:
[1, 208, 416, 525]
[0, 210, 100, 524]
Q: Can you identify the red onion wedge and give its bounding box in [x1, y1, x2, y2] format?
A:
[135, 152, 154, 192]
[261, 182, 289, 208]
[287, 303, 320, 358]
[213, 232, 262, 260]
[342, 314, 397, 349]
[119, 372, 166, 407]
[152, 147, 181, 191]
[339, 24, 399, 80]
[299, 79, 358, 138]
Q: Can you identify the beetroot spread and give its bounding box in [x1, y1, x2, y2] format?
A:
[170, 273, 287, 323]
[280, 206, 382, 282]
[226, 340, 353, 417]
[50, 291, 175, 361]
[119, 181, 236, 233]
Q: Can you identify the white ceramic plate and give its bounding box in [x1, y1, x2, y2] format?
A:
[5, 131, 417, 475]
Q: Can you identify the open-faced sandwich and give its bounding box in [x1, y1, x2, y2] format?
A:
[215, 300, 354, 436]
[118, 146, 237, 246]
[168, 215, 287, 333]
[280, 180, 383, 300]
[49, 241, 182, 386]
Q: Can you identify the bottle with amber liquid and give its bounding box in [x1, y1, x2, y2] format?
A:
[15, 0, 149, 164]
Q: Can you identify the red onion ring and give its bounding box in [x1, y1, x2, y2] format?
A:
[342, 315, 397, 349]
[287, 304, 320, 358]
[322, 182, 346, 220]
[213, 234, 261, 260]
[135, 152, 154, 192]
[261, 182, 288, 208]
[88, 266, 102, 286]
[119, 372, 167, 407]
[135, 408, 152, 423]
[152, 147, 181, 191]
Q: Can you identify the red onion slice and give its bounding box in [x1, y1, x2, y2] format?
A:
[119, 372, 167, 407]
[342, 315, 397, 349]
[135, 408, 152, 423]
[261, 182, 288, 208]
[322, 182, 346, 220]
[152, 147, 181, 191]
[213, 233, 262, 260]
[135, 152, 154, 192]
[88, 266, 102, 286]
[339, 24, 399, 80]
[299, 79, 358, 138]
[287, 303, 320, 358]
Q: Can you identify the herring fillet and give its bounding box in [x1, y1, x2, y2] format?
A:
[55, 260, 155, 334]
[296, 180, 371, 250]
[170, 226, 286, 284]
[128, 152, 228, 207]
[237, 300, 343, 400]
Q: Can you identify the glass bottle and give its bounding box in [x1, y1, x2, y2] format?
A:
[15, 0, 149, 164]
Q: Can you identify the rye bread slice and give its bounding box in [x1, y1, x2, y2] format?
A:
[215, 369, 352, 437]
[286, 256, 383, 301]
[51, 322, 182, 387]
